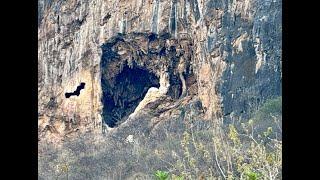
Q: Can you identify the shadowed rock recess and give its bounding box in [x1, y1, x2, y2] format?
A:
[100, 32, 193, 127]
[101, 65, 160, 127]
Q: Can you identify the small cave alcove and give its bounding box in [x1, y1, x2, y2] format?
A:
[65, 82, 85, 98]
[167, 74, 183, 99]
[102, 65, 160, 128]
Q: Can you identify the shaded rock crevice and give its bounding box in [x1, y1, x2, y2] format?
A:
[100, 32, 194, 127]
[102, 65, 160, 127]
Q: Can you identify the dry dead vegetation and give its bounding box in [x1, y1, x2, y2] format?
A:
[38, 97, 282, 180]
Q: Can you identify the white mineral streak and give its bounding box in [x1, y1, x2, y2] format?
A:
[38, 0, 281, 140]
[129, 72, 170, 118]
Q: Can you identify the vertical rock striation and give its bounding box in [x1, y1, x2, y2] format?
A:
[38, 0, 281, 141]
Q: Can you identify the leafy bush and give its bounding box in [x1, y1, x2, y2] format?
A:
[254, 96, 282, 122]
[154, 170, 169, 180]
[252, 96, 282, 138]
[245, 170, 260, 180]
[161, 119, 282, 179]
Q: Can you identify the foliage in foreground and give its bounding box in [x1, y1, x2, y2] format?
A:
[39, 97, 281, 179]
[151, 96, 282, 179]
[154, 170, 169, 180]
[152, 119, 281, 179]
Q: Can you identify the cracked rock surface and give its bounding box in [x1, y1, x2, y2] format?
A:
[38, 0, 281, 178]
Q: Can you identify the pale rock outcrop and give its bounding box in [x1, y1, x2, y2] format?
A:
[38, 0, 281, 140]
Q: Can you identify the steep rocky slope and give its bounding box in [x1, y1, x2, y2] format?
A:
[38, 0, 281, 141]
[38, 0, 281, 178]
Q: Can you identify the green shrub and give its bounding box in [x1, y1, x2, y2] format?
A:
[251, 96, 282, 137]
[254, 96, 282, 122]
[154, 170, 169, 180]
[245, 170, 260, 180]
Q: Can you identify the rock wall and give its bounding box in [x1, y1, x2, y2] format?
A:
[38, 0, 281, 141]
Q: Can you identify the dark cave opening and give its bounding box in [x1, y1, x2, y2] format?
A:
[102, 65, 160, 128]
[65, 82, 85, 98]
[167, 74, 182, 99]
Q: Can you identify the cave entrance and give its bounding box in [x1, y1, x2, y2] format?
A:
[65, 82, 85, 98]
[102, 65, 160, 127]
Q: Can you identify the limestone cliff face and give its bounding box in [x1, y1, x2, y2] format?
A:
[38, 0, 281, 141]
